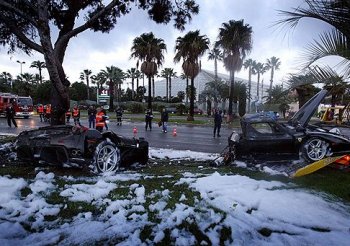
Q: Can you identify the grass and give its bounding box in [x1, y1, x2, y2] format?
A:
[1, 133, 350, 244]
[1, 159, 350, 244]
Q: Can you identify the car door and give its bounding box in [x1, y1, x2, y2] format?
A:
[244, 122, 295, 155]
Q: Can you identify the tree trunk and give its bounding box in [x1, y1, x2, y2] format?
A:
[169, 77, 172, 102]
[152, 76, 155, 99]
[148, 75, 152, 109]
[228, 70, 234, 118]
[109, 80, 114, 111]
[248, 66, 251, 113]
[39, 67, 43, 84]
[186, 77, 189, 105]
[131, 78, 134, 100]
[37, 1, 69, 125]
[257, 72, 260, 101]
[86, 77, 90, 100]
[187, 77, 195, 121]
[269, 67, 274, 101]
[166, 78, 169, 102]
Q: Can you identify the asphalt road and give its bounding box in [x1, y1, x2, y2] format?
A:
[0, 116, 236, 153]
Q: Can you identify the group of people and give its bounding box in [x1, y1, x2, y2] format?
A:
[144, 109, 169, 133]
[32, 103, 223, 137]
[37, 104, 51, 123]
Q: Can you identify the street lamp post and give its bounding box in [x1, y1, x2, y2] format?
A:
[16, 60, 25, 75]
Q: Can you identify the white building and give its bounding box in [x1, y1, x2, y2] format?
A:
[154, 69, 269, 107]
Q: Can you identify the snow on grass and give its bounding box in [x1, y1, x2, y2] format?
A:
[150, 147, 219, 160]
[60, 179, 117, 202]
[1, 147, 350, 245]
[191, 172, 350, 245]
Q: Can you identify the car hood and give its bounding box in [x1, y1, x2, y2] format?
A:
[288, 89, 328, 128]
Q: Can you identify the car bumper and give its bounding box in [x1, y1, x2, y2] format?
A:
[16, 112, 33, 117]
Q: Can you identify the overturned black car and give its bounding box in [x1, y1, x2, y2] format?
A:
[224, 90, 350, 164]
[16, 125, 149, 173]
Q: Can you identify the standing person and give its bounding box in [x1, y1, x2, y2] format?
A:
[102, 107, 109, 130]
[213, 109, 223, 138]
[45, 104, 51, 123]
[161, 109, 169, 133]
[72, 104, 81, 126]
[95, 107, 105, 132]
[88, 105, 97, 128]
[66, 108, 71, 123]
[145, 109, 153, 131]
[115, 107, 123, 126]
[37, 104, 44, 122]
[5, 103, 17, 128]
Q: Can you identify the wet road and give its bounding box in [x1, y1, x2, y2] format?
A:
[0, 116, 236, 153]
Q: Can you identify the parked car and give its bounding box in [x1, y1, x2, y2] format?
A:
[165, 107, 177, 114]
[224, 89, 350, 164]
[16, 125, 149, 173]
[194, 108, 203, 115]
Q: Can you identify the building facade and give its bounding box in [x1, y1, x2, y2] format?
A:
[154, 69, 269, 111]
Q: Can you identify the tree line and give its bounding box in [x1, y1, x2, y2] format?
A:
[0, 1, 349, 124]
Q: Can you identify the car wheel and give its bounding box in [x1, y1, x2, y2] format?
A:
[302, 137, 330, 162]
[93, 140, 121, 173]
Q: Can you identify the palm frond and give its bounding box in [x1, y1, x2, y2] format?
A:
[302, 29, 350, 76]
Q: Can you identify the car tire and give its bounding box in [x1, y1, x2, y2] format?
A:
[301, 137, 330, 162]
[92, 140, 121, 173]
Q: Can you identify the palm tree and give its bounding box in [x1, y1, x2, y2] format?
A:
[135, 69, 142, 89]
[252, 62, 267, 101]
[80, 69, 92, 100]
[243, 58, 255, 112]
[99, 66, 124, 110]
[266, 56, 281, 101]
[161, 68, 177, 102]
[131, 32, 166, 109]
[160, 69, 169, 101]
[308, 65, 349, 106]
[287, 73, 320, 108]
[90, 73, 102, 102]
[278, 0, 350, 77]
[30, 60, 46, 84]
[174, 30, 210, 121]
[126, 68, 138, 100]
[203, 80, 223, 108]
[216, 19, 253, 119]
[208, 47, 223, 83]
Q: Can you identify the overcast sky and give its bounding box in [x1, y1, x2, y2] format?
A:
[0, 0, 334, 87]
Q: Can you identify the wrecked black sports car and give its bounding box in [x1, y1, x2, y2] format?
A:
[224, 90, 350, 164]
[16, 125, 149, 173]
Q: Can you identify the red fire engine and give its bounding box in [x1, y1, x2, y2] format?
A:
[0, 93, 34, 118]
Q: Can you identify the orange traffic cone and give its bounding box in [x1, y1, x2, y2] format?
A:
[172, 127, 177, 137]
[133, 126, 138, 136]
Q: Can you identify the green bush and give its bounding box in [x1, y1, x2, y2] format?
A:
[128, 103, 145, 113]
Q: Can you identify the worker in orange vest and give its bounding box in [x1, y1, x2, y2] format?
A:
[95, 107, 105, 132]
[45, 104, 51, 123]
[37, 104, 44, 122]
[72, 104, 81, 126]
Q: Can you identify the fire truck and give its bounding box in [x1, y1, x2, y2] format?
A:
[0, 93, 34, 118]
